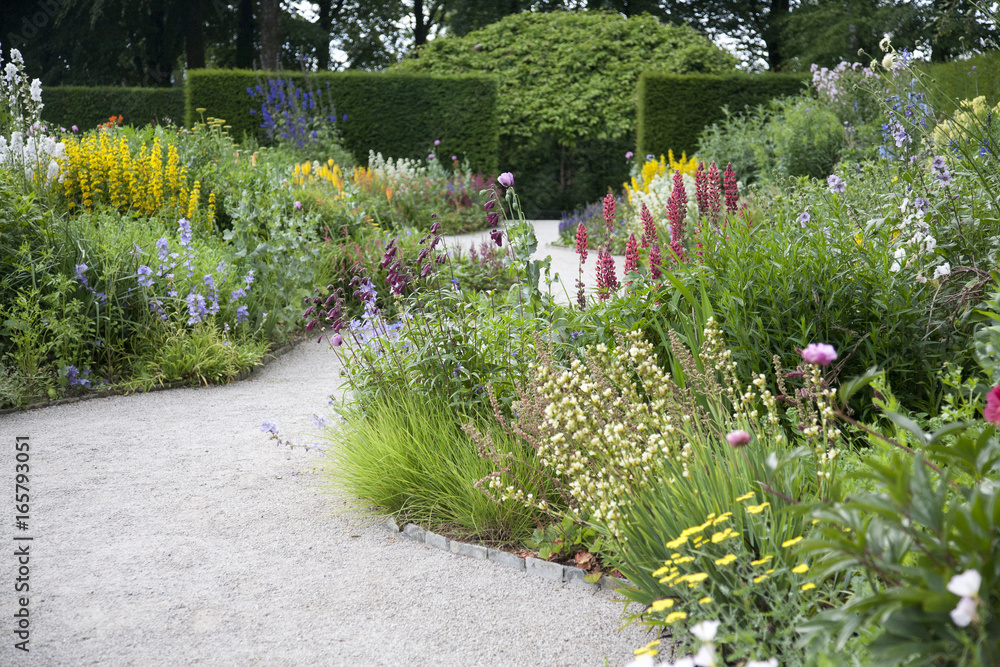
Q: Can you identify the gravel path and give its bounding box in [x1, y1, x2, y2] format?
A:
[1, 338, 650, 665]
[445, 220, 626, 305]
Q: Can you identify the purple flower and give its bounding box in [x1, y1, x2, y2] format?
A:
[798, 212, 811, 227]
[186, 292, 208, 325]
[428, 153, 435, 160]
[827, 175, 846, 194]
[178, 218, 192, 248]
[915, 197, 930, 212]
[645, 154, 654, 161]
[434, 139, 441, 146]
[244, 270, 255, 287]
[71, 125, 78, 132]
[260, 420, 279, 435]
[726, 430, 751, 447]
[294, 200, 302, 210]
[490, 228, 503, 247]
[332, 333, 343, 347]
[65, 365, 92, 389]
[801, 343, 838, 366]
[451, 155, 457, 161]
[932, 156, 946, 171]
[156, 237, 169, 261]
[625, 151, 634, 159]
[75, 263, 89, 288]
[136, 265, 154, 288]
[483, 199, 496, 211]
[236, 305, 249, 323]
[497, 172, 514, 188]
[231, 287, 247, 302]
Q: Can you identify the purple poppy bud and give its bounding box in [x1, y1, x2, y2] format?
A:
[430, 222, 441, 233]
[483, 199, 496, 211]
[497, 172, 514, 188]
[487, 211, 500, 227]
[490, 229, 503, 247]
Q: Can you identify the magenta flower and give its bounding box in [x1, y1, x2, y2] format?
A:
[293, 200, 302, 210]
[603, 193, 616, 239]
[640, 203, 657, 248]
[801, 343, 838, 366]
[625, 151, 634, 159]
[575, 222, 589, 264]
[451, 155, 457, 161]
[497, 172, 514, 187]
[624, 233, 639, 274]
[595, 249, 618, 299]
[984, 386, 1000, 424]
[332, 334, 343, 347]
[649, 241, 662, 280]
[726, 430, 751, 447]
[434, 139, 441, 146]
[724, 163, 739, 213]
[428, 153, 435, 160]
[71, 125, 79, 132]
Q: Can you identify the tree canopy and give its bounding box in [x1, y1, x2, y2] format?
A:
[394, 11, 738, 146]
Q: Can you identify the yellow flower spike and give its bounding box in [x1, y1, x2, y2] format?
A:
[714, 554, 737, 566]
[782, 536, 803, 548]
[746, 502, 770, 514]
[792, 564, 809, 574]
[753, 574, 769, 583]
[664, 611, 688, 624]
[650, 599, 675, 612]
[801, 583, 816, 591]
[699, 596, 713, 604]
[735, 492, 755, 502]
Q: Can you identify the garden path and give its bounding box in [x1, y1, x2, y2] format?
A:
[0, 339, 649, 666]
[445, 220, 627, 305]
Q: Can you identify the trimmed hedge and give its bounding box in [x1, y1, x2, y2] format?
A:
[922, 51, 1000, 115]
[636, 73, 809, 158]
[41, 86, 185, 131]
[186, 69, 499, 173]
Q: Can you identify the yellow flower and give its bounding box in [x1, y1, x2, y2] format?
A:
[666, 535, 688, 549]
[672, 556, 694, 565]
[735, 492, 755, 502]
[750, 555, 773, 566]
[658, 573, 679, 584]
[714, 554, 737, 566]
[699, 596, 713, 604]
[801, 583, 816, 591]
[652, 565, 672, 578]
[753, 574, 769, 583]
[782, 536, 803, 548]
[792, 564, 809, 574]
[712, 512, 733, 525]
[855, 233, 864, 246]
[633, 647, 658, 657]
[746, 502, 770, 514]
[651, 599, 675, 612]
[664, 611, 688, 624]
[685, 572, 708, 585]
[711, 528, 737, 543]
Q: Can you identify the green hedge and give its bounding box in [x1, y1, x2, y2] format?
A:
[636, 72, 809, 158]
[40, 86, 185, 131]
[922, 51, 1000, 115]
[186, 69, 499, 173]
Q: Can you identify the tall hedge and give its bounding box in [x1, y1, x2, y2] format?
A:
[186, 69, 499, 173]
[921, 51, 1000, 115]
[40, 86, 185, 131]
[636, 73, 809, 158]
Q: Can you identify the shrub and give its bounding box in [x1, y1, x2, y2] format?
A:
[41, 86, 185, 131]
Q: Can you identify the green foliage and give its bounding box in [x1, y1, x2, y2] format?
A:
[148, 325, 267, 383]
[322, 391, 545, 544]
[41, 86, 185, 132]
[637, 72, 808, 158]
[185, 69, 499, 173]
[920, 51, 1000, 118]
[525, 516, 604, 563]
[395, 10, 737, 213]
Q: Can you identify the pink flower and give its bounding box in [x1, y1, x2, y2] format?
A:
[649, 241, 662, 280]
[695, 161, 708, 219]
[603, 193, 616, 239]
[332, 334, 343, 347]
[575, 222, 589, 264]
[624, 233, 639, 274]
[497, 172, 514, 187]
[434, 139, 441, 146]
[595, 249, 618, 299]
[801, 343, 838, 366]
[724, 163, 739, 213]
[293, 200, 302, 210]
[726, 430, 751, 447]
[985, 386, 1000, 424]
[640, 203, 657, 248]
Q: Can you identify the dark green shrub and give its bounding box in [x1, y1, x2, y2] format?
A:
[41, 86, 185, 131]
[637, 72, 808, 158]
[186, 69, 499, 173]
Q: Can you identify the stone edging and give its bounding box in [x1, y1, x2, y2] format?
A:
[384, 518, 629, 593]
[0, 339, 302, 416]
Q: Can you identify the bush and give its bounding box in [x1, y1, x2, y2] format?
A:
[41, 86, 185, 131]
[186, 69, 499, 173]
[637, 72, 808, 159]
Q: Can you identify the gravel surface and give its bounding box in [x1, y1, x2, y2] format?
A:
[445, 220, 626, 305]
[0, 338, 650, 666]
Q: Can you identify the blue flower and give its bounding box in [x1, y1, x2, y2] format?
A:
[156, 237, 170, 261]
[236, 305, 250, 323]
[178, 218, 192, 247]
[260, 420, 279, 435]
[136, 265, 154, 288]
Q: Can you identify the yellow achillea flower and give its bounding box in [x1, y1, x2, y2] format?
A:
[714, 554, 737, 566]
[746, 502, 770, 514]
[712, 512, 732, 526]
[684, 572, 708, 585]
[666, 535, 688, 549]
[699, 596, 713, 604]
[782, 536, 803, 548]
[658, 573, 679, 584]
[754, 574, 769, 583]
[801, 583, 816, 591]
[652, 565, 672, 578]
[711, 528, 737, 543]
[735, 492, 755, 502]
[750, 555, 773, 566]
[792, 564, 809, 574]
[651, 599, 675, 612]
[664, 611, 688, 624]
[672, 556, 695, 565]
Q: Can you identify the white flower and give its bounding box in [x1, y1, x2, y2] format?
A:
[923, 236, 936, 252]
[933, 263, 951, 280]
[879, 36, 891, 52]
[947, 570, 981, 598]
[625, 654, 656, 667]
[690, 620, 720, 642]
[893, 247, 906, 260]
[46, 159, 59, 181]
[29, 78, 42, 103]
[882, 53, 896, 70]
[950, 596, 978, 627]
[693, 643, 716, 667]
[890, 261, 901, 273]
[746, 660, 779, 667]
[672, 658, 695, 667]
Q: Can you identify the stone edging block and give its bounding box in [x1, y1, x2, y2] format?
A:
[385, 517, 626, 592]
